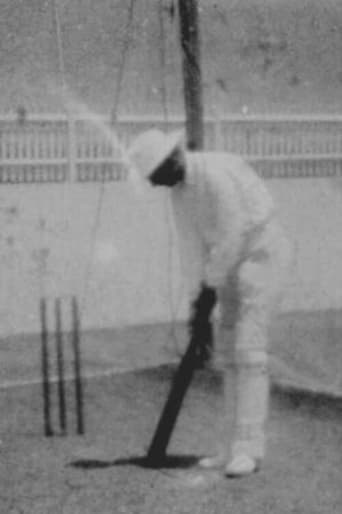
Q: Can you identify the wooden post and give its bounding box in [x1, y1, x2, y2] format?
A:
[67, 116, 77, 182]
[71, 296, 85, 435]
[178, 0, 204, 150]
[55, 298, 67, 435]
[214, 110, 224, 151]
[40, 298, 53, 437]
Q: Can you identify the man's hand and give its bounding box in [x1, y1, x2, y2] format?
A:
[189, 283, 217, 367]
[192, 283, 217, 321]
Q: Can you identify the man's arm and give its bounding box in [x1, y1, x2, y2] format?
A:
[203, 183, 241, 289]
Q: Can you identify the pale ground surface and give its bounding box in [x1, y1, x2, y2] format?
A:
[0, 317, 341, 514]
[1, 365, 341, 514]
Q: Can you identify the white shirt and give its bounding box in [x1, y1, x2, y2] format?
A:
[170, 151, 275, 300]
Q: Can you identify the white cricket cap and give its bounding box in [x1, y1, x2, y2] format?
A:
[128, 129, 184, 179]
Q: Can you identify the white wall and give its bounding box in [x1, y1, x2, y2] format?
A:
[0, 175, 341, 336]
[269, 177, 342, 311]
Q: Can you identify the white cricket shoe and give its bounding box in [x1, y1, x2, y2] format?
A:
[225, 454, 259, 478]
[198, 454, 226, 469]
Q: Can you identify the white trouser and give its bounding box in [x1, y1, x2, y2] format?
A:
[216, 219, 291, 460]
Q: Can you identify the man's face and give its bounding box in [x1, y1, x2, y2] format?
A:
[148, 148, 185, 187]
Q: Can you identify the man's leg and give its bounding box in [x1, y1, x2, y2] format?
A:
[227, 307, 270, 471]
[226, 221, 290, 476]
[199, 274, 239, 469]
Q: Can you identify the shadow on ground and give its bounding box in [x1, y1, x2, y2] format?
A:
[70, 454, 200, 470]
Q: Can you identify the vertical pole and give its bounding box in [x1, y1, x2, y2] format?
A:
[71, 296, 84, 435]
[40, 298, 53, 437]
[53, 0, 66, 92]
[68, 116, 77, 182]
[214, 111, 224, 151]
[55, 298, 67, 435]
[178, 0, 204, 150]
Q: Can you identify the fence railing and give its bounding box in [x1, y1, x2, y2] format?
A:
[1, 114, 342, 183]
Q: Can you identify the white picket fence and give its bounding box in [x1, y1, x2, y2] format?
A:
[1, 114, 342, 183]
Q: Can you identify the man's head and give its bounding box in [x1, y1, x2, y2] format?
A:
[128, 129, 186, 187]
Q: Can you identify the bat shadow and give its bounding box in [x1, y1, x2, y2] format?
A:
[69, 453, 201, 470]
